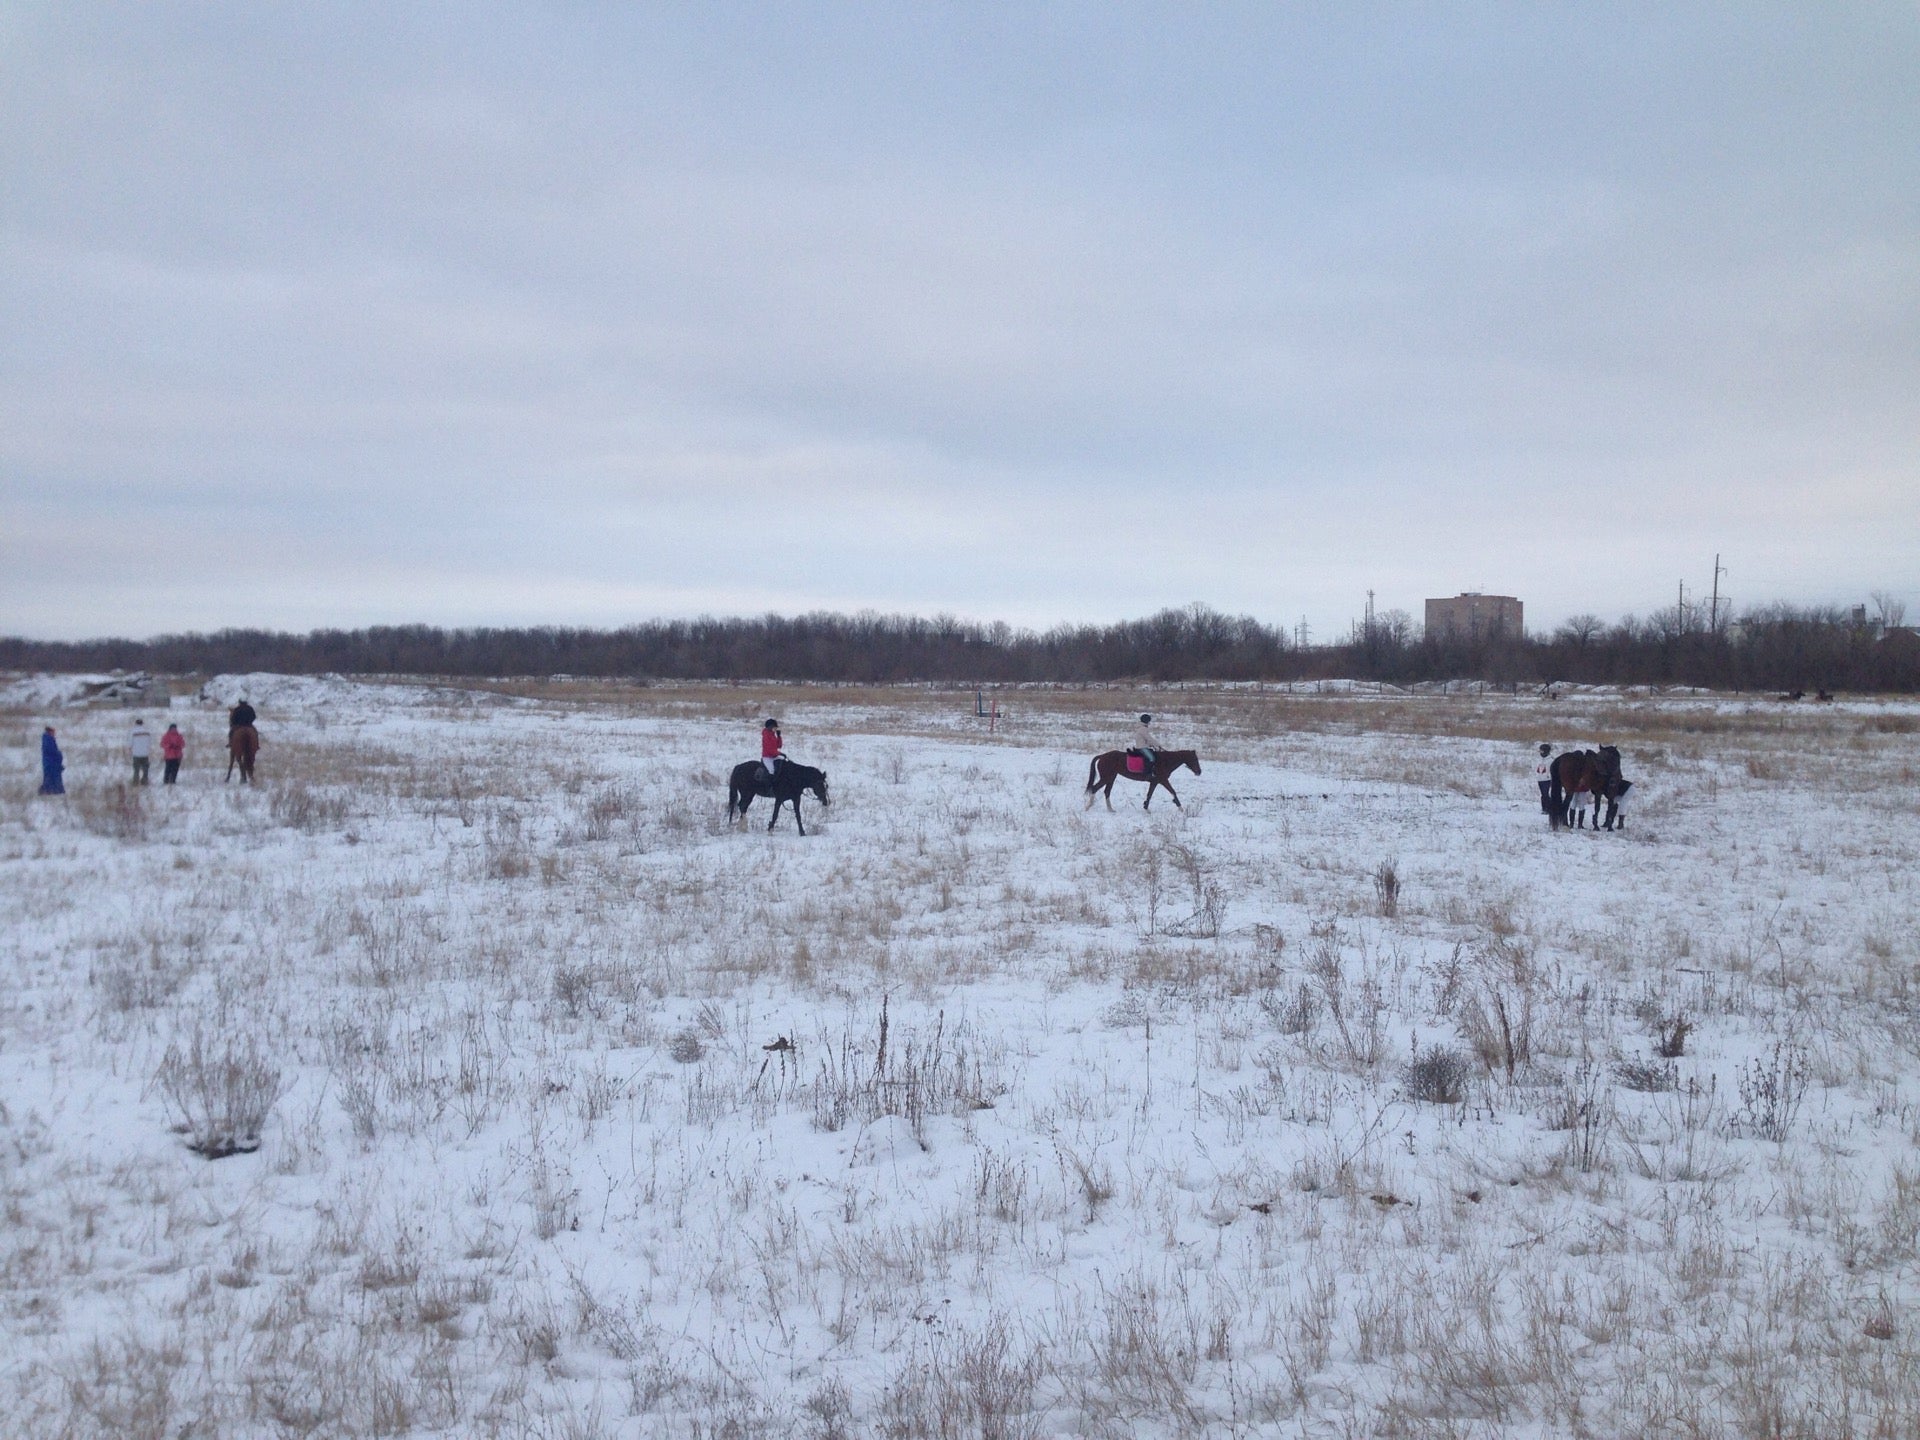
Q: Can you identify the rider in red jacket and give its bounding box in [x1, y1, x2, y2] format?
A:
[761, 719, 783, 776]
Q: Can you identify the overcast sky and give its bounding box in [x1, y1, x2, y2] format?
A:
[3, 4, 1917, 642]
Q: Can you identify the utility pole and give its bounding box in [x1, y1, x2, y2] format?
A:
[1709, 554, 1727, 632]
[1677, 580, 1687, 628]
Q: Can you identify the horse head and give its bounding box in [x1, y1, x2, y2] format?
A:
[810, 770, 830, 806]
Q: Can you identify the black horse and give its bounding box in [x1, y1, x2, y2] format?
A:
[727, 760, 830, 835]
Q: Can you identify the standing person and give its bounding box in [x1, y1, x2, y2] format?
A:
[130, 718, 152, 785]
[1132, 713, 1160, 774]
[160, 723, 185, 785]
[761, 719, 784, 778]
[1534, 743, 1554, 816]
[39, 727, 64, 795]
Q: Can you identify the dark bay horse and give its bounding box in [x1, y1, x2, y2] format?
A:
[225, 724, 260, 784]
[1085, 749, 1201, 811]
[1549, 745, 1625, 830]
[728, 760, 830, 835]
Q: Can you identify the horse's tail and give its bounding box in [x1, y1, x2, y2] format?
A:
[1547, 757, 1566, 827]
[1085, 755, 1101, 792]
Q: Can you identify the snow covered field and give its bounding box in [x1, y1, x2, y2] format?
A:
[4, 676, 1919, 1438]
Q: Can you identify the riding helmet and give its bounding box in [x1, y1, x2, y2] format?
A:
[1140, 714, 1152, 724]
[1538, 743, 1551, 755]
[765, 718, 779, 727]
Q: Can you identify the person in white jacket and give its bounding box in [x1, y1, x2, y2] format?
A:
[1533, 742, 1553, 816]
[130, 718, 153, 785]
[1132, 714, 1161, 774]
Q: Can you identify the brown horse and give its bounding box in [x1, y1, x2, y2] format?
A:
[1085, 749, 1201, 811]
[225, 724, 260, 783]
[1549, 745, 1624, 830]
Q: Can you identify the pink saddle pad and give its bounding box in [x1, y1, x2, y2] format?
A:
[1126, 755, 1145, 773]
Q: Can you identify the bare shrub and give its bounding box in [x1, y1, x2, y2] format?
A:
[1058, 1142, 1116, 1220]
[668, 1030, 704, 1064]
[550, 963, 601, 1020]
[1263, 981, 1320, 1037]
[1308, 922, 1385, 1068]
[1734, 1041, 1811, 1142]
[1552, 1065, 1614, 1172]
[878, 1316, 1044, 1440]
[1654, 1013, 1693, 1058]
[1403, 1043, 1470, 1104]
[972, 1148, 1036, 1226]
[1615, 1060, 1679, 1093]
[74, 783, 148, 842]
[154, 1026, 288, 1157]
[809, 997, 1005, 1145]
[1163, 840, 1226, 938]
[270, 779, 349, 831]
[580, 783, 638, 842]
[1081, 1274, 1203, 1430]
[1456, 936, 1536, 1080]
[1373, 859, 1400, 918]
[92, 948, 188, 1016]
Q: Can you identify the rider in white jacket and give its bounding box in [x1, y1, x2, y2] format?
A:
[1133, 714, 1160, 772]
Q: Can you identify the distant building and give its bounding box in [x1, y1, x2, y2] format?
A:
[1425, 593, 1523, 641]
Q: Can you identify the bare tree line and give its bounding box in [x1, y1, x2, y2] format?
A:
[3, 600, 1914, 691]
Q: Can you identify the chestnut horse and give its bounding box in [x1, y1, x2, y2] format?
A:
[1084, 749, 1201, 811]
[1549, 745, 1624, 830]
[225, 724, 260, 784]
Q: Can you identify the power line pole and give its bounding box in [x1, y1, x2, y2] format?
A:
[1709, 554, 1727, 632]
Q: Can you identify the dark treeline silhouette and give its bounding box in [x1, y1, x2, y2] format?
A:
[3, 602, 1915, 691]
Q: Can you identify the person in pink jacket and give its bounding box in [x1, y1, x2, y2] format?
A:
[160, 723, 186, 785]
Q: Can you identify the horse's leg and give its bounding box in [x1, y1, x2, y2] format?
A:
[794, 798, 806, 837]
[768, 796, 782, 832]
[1143, 779, 1157, 810]
[1163, 780, 1181, 809]
[225, 751, 234, 783]
[1103, 775, 1116, 811]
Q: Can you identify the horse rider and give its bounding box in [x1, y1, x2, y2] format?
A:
[1534, 743, 1553, 816]
[761, 718, 784, 780]
[1132, 713, 1160, 776]
[229, 697, 257, 734]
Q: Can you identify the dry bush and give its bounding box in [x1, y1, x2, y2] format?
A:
[1615, 1059, 1679, 1093]
[1733, 1041, 1811, 1142]
[1307, 922, 1385, 1068]
[1262, 981, 1320, 1037]
[1373, 859, 1400, 918]
[1403, 1043, 1470, 1104]
[1162, 840, 1226, 938]
[1653, 1013, 1693, 1058]
[668, 1029, 704, 1063]
[809, 998, 1005, 1145]
[73, 783, 148, 842]
[154, 1025, 288, 1157]
[877, 1315, 1045, 1440]
[269, 779, 350, 831]
[1456, 936, 1537, 1079]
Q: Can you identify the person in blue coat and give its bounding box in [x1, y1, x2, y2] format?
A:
[39, 726, 65, 795]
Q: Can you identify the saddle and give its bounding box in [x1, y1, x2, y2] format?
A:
[1125, 750, 1152, 775]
